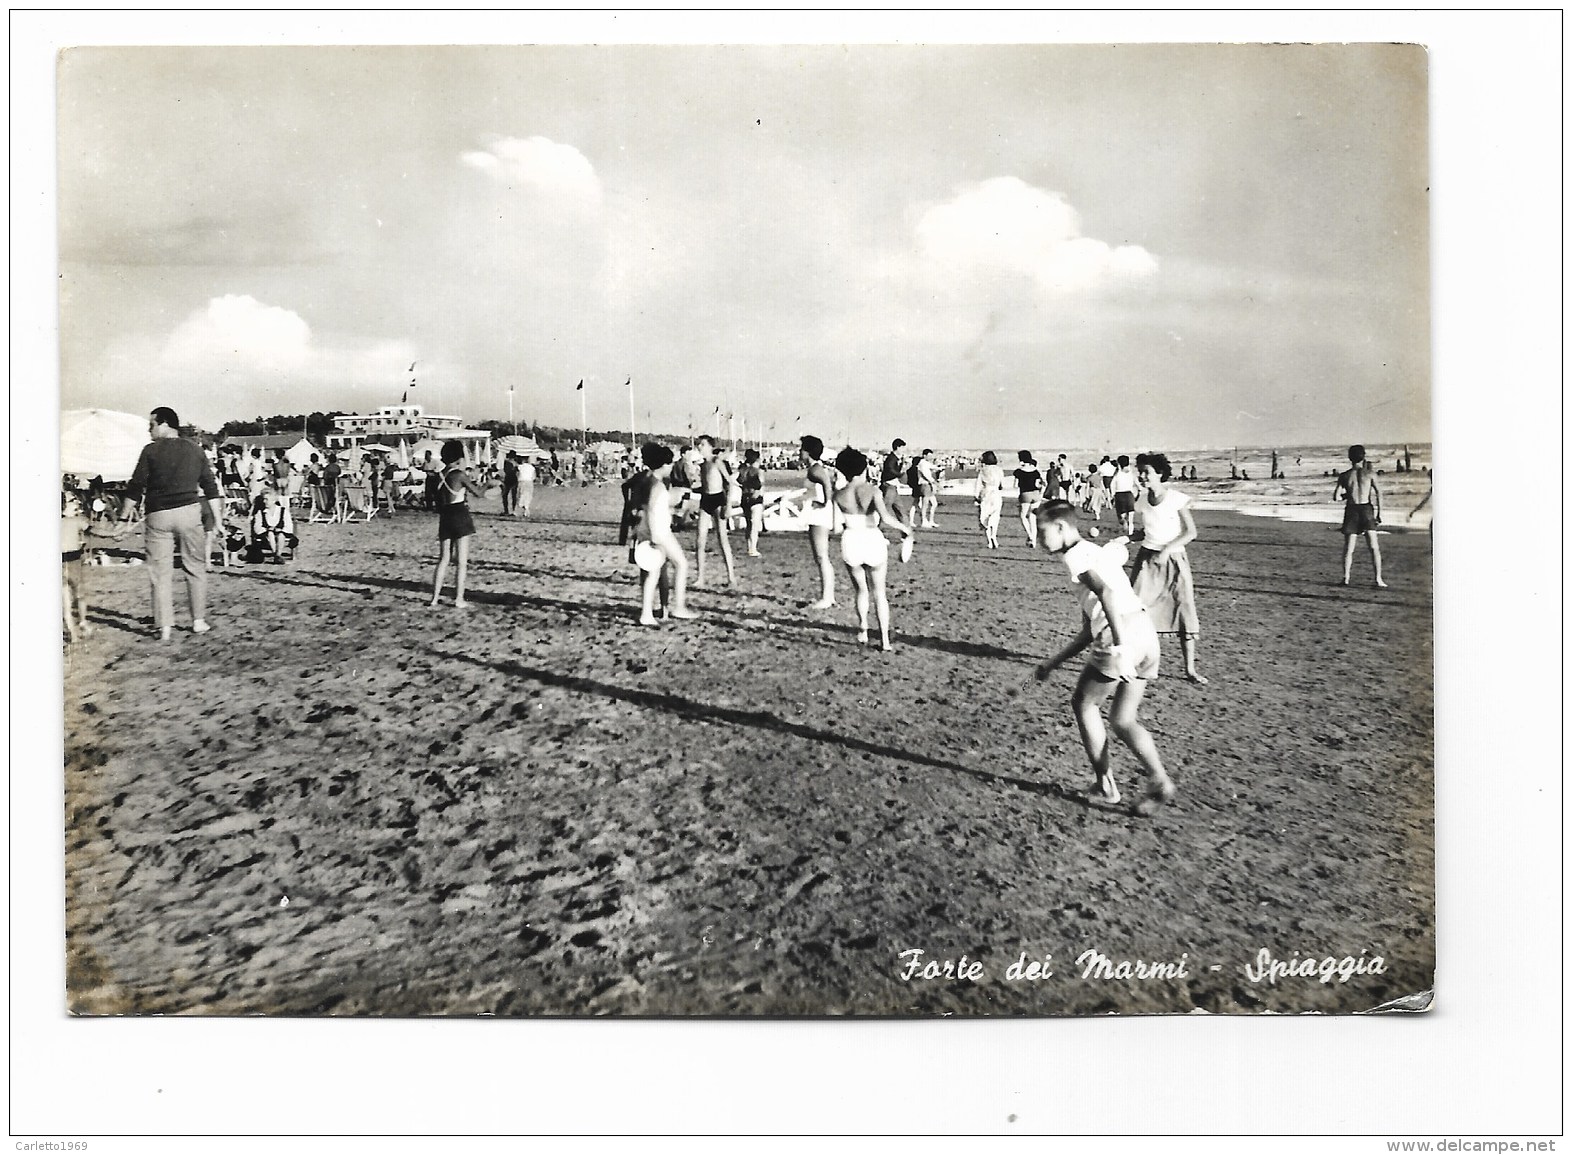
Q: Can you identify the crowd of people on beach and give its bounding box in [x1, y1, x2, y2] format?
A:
[69, 403, 1415, 816]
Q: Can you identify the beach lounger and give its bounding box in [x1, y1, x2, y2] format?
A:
[342, 483, 377, 523]
[307, 485, 341, 524]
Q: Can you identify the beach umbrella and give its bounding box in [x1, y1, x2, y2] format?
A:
[494, 434, 540, 457]
[407, 438, 444, 462]
[60, 408, 150, 481]
[587, 440, 627, 458]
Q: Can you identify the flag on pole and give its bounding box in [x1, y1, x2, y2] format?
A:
[576, 380, 584, 391]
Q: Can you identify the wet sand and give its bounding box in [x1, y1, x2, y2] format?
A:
[65, 483, 1434, 1015]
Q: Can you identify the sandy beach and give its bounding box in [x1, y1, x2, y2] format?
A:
[65, 479, 1433, 1016]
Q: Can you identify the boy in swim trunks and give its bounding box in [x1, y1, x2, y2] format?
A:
[631, 442, 697, 626]
[1335, 444, 1386, 588]
[1033, 499, 1176, 815]
[693, 434, 737, 587]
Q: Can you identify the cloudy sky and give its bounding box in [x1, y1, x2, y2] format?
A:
[58, 43, 1429, 450]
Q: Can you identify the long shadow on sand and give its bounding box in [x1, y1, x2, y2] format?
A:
[236, 562, 1039, 667]
[701, 601, 1040, 666]
[431, 645, 1081, 806]
[82, 605, 154, 637]
[1199, 579, 1425, 608]
[233, 565, 634, 621]
[362, 550, 614, 587]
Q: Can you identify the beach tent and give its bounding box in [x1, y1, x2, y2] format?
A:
[587, 440, 629, 459]
[222, 433, 316, 471]
[61, 408, 150, 481]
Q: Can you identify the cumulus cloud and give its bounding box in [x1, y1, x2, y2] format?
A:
[163, 294, 314, 371]
[95, 295, 420, 421]
[461, 135, 602, 203]
[914, 177, 1158, 294]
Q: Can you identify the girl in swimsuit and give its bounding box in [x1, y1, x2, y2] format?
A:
[1014, 450, 1043, 547]
[831, 447, 914, 651]
[738, 448, 766, 557]
[429, 440, 489, 609]
[799, 435, 839, 609]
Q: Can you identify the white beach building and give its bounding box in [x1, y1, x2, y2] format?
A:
[326, 404, 491, 466]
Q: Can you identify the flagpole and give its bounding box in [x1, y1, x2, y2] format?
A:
[627, 378, 636, 448]
[581, 383, 588, 450]
[508, 385, 515, 436]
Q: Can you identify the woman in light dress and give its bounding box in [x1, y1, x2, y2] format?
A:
[831, 447, 914, 651]
[974, 450, 1006, 549]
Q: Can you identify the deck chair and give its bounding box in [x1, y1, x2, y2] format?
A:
[306, 484, 341, 523]
[342, 483, 377, 523]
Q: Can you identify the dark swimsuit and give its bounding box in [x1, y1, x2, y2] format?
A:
[437, 468, 476, 540]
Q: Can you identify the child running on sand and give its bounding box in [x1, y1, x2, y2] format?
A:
[429, 440, 489, 609]
[1335, 444, 1387, 588]
[799, 435, 839, 609]
[831, 447, 915, 650]
[1033, 499, 1176, 815]
[694, 434, 737, 587]
[631, 442, 697, 625]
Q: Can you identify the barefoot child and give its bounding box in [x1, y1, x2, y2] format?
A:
[429, 440, 488, 608]
[1033, 500, 1177, 815]
[831, 447, 915, 650]
[632, 442, 697, 625]
[1335, 444, 1386, 587]
[694, 434, 737, 587]
[799, 435, 838, 609]
[739, 448, 766, 557]
[62, 492, 92, 643]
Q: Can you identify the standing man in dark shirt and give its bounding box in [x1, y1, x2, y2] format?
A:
[321, 454, 345, 519]
[501, 452, 520, 516]
[879, 438, 908, 526]
[124, 406, 221, 641]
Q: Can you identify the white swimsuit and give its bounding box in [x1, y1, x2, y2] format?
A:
[802, 471, 839, 529]
[840, 512, 888, 568]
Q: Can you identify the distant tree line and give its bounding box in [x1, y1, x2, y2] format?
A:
[216, 413, 347, 442]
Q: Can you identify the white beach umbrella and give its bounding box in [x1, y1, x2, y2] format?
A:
[60, 408, 150, 481]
